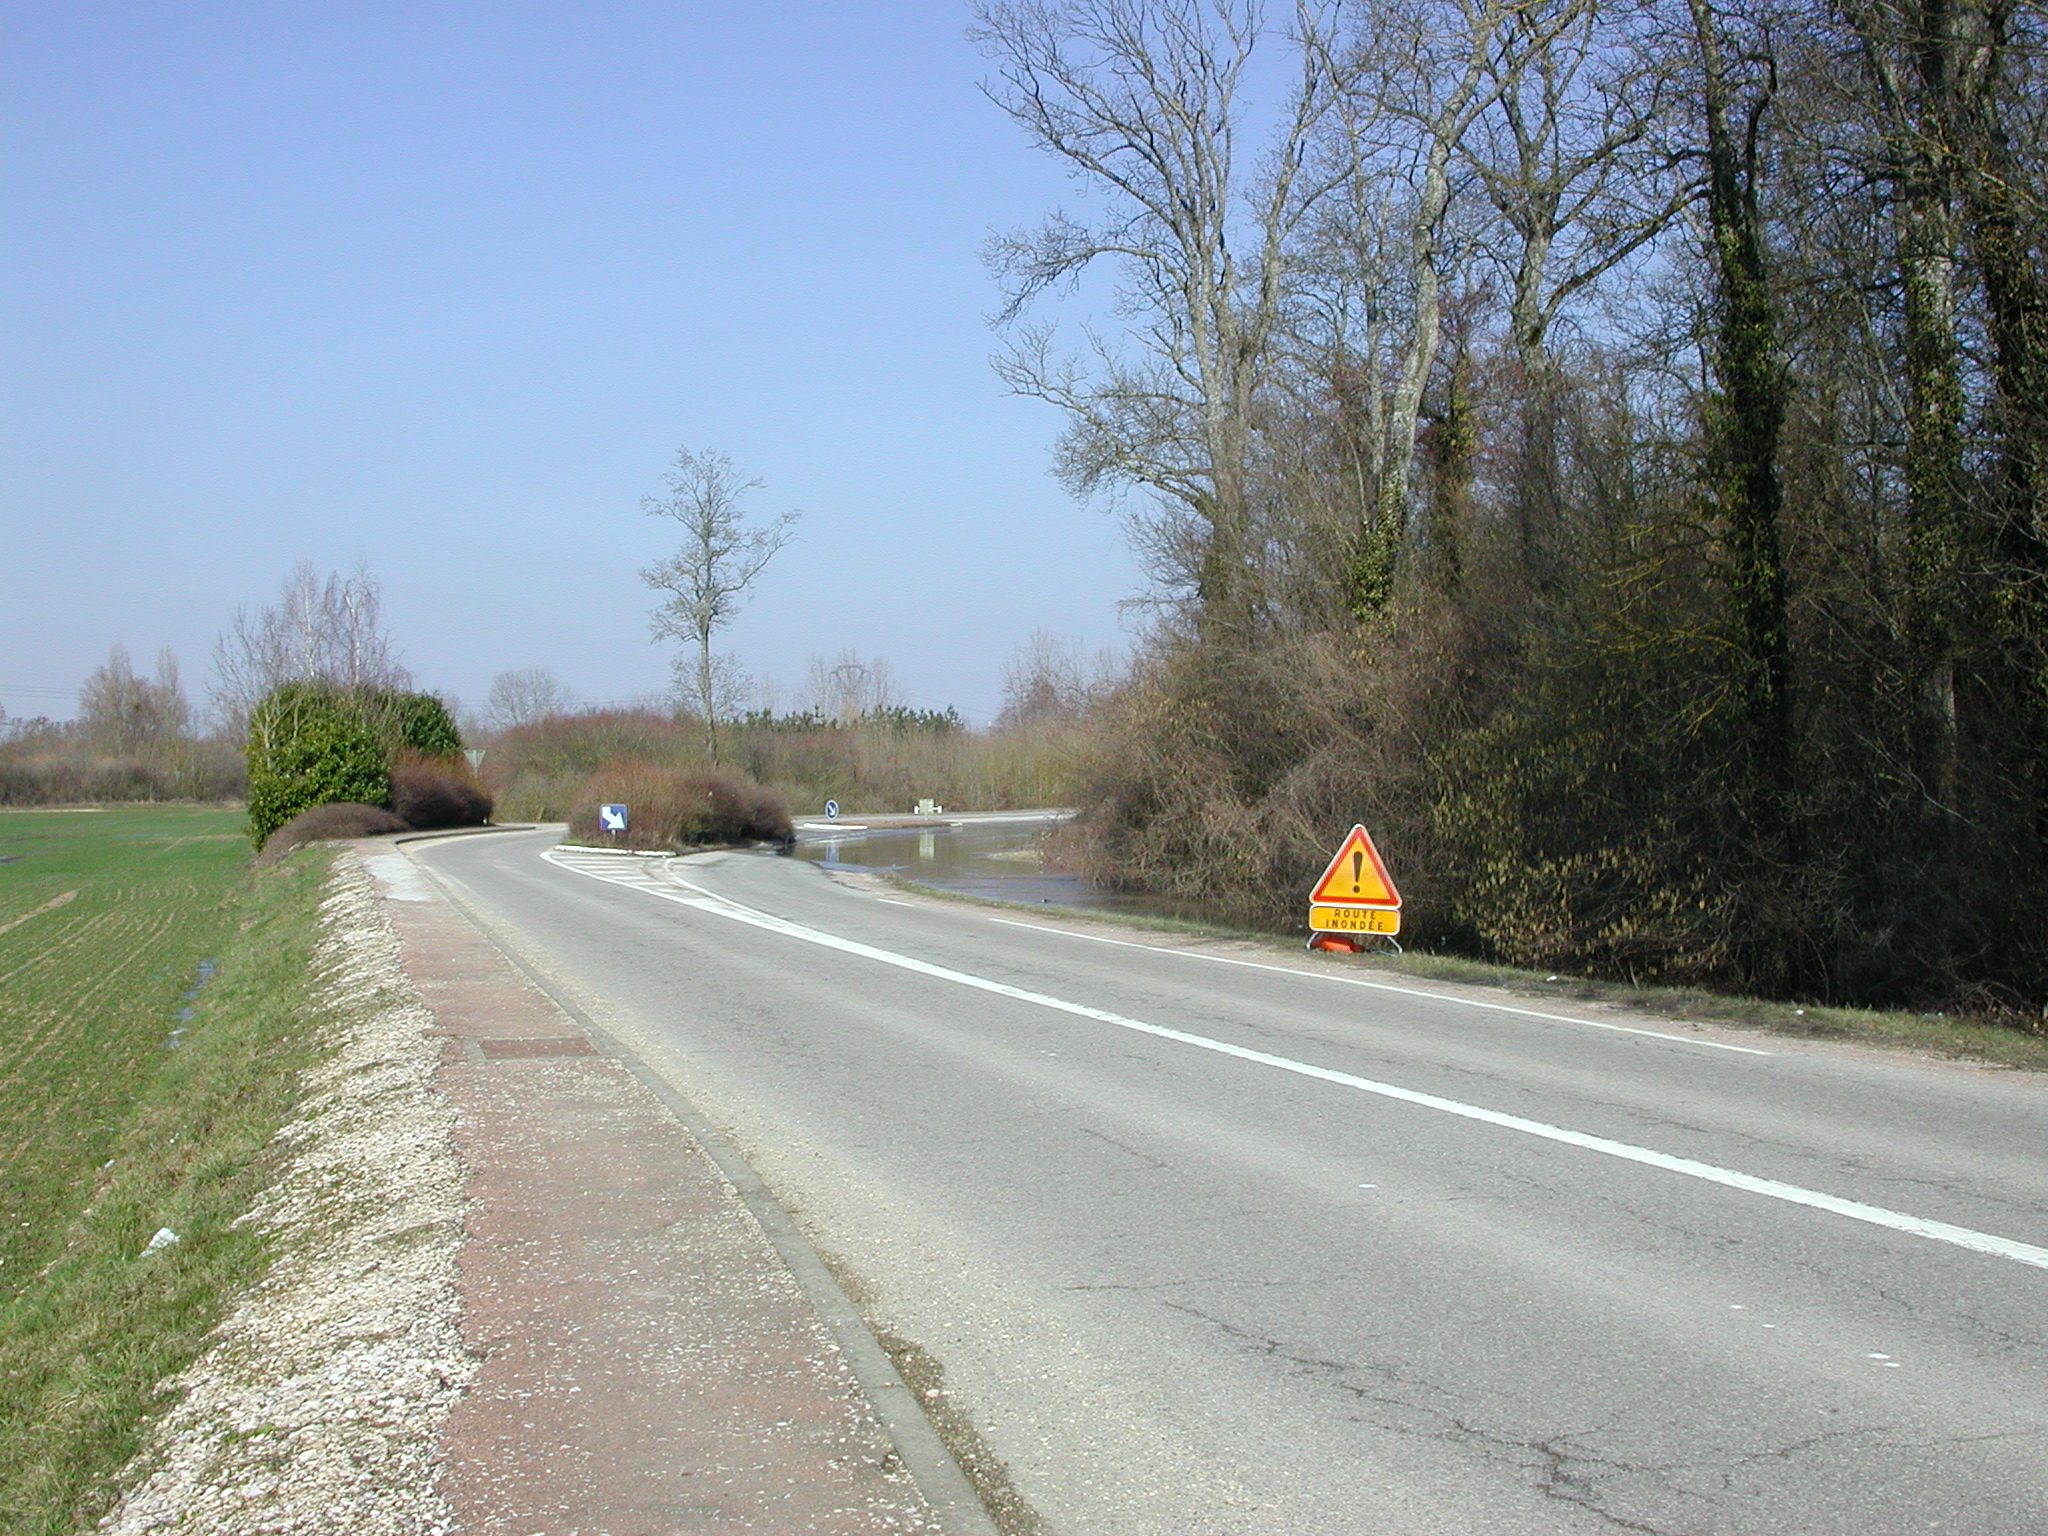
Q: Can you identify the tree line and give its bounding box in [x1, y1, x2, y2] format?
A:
[977, 0, 2048, 1013]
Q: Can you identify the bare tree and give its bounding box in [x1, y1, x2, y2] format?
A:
[1464, 3, 1680, 367]
[1462, 0, 1686, 581]
[995, 629, 1121, 726]
[975, 0, 1351, 639]
[640, 447, 799, 759]
[1328, 0, 1549, 608]
[796, 649, 902, 723]
[1278, 129, 1412, 619]
[209, 562, 409, 736]
[483, 667, 575, 732]
[78, 645, 190, 753]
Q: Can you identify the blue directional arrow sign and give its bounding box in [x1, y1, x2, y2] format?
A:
[599, 804, 628, 832]
[824, 799, 839, 820]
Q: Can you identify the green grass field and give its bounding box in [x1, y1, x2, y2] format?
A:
[0, 806, 333, 1533]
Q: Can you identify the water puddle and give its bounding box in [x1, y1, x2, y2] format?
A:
[168, 957, 219, 1048]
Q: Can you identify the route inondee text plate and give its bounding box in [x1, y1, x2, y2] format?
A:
[1308, 904, 1401, 934]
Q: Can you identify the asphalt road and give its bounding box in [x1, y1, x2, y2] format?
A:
[412, 828, 2048, 1536]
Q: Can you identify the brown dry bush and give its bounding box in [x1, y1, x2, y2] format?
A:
[483, 705, 1087, 823]
[565, 758, 792, 849]
[483, 710, 696, 820]
[388, 750, 493, 830]
[730, 720, 1076, 814]
[1063, 627, 1452, 934]
[255, 801, 409, 864]
[0, 726, 245, 805]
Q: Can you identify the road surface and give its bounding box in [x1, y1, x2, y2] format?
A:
[412, 827, 2048, 1536]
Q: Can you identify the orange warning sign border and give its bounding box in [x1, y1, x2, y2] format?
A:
[1306, 824, 1401, 909]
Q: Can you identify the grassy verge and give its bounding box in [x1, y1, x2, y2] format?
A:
[1351, 947, 2048, 1071]
[874, 871, 2048, 1073]
[0, 807, 336, 1534]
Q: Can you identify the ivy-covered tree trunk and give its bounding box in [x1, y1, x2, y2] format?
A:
[1958, 20, 2048, 688]
[1927, 1, 2048, 848]
[1843, 0, 1970, 806]
[1421, 334, 1475, 597]
[1690, 0, 1798, 986]
[1898, 193, 1968, 800]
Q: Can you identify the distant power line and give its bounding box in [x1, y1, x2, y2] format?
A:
[0, 684, 81, 700]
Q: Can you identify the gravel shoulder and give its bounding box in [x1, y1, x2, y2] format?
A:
[98, 839, 957, 1535]
[100, 852, 472, 1535]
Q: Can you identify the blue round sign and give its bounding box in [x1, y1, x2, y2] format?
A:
[824, 799, 839, 820]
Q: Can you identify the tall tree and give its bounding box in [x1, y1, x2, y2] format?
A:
[1689, 0, 1793, 771]
[1465, 0, 1682, 583]
[1931, 0, 2048, 825]
[78, 645, 190, 754]
[975, 0, 1348, 639]
[1334, 0, 1526, 610]
[640, 447, 798, 760]
[210, 563, 409, 737]
[1837, 0, 1969, 804]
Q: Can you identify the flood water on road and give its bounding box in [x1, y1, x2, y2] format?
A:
[790, 817, 1193, 918]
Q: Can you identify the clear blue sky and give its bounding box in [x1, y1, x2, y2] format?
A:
[1, 0, 1143, 727]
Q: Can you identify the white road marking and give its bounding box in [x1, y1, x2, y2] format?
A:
[987, 916, 1771, 1056]
[541, 849, 2048, 1273]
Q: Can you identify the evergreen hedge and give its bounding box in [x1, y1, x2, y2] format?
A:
[386, 691, 462, 757]
[245, 685, 392, 846]
[243, 683, 471, 846]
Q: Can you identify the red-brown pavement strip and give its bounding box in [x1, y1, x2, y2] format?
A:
[368, 850, 952, 1536]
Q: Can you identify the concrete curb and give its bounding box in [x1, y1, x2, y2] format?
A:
[388, 821, 542, 845]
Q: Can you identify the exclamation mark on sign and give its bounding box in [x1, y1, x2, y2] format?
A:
[1351, 850, 1364, 894]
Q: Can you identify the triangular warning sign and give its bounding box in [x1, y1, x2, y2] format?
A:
[1308, 824, 1401, 907]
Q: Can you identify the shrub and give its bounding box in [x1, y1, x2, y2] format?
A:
[0, 721, 244, 806]
[255, 801, 409, 864]
[386, 691, 463, 757]
[243, 683, 470, 845]
[1057, 631, 1446, 933]
[388, 750, 493, 831]
[481, 704, 1086, 826]
[245, 685, 390, 847]
[483, 710, 695, 821]
[565, 758, 792, 849]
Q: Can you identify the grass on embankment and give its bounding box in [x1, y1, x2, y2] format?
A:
[0, 806, 335, 1534]
[1360, 946, 2048, 1071]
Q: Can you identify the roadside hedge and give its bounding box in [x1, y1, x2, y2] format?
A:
[564, 758, 792, 849]
[243, 683, 479, 846]
[385, 692, 462, 757]
[245, 686, 392, 846]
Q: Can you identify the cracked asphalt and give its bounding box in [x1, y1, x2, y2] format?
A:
[412, 828, 2048, 1535]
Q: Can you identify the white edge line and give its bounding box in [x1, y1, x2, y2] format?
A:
[985, 916, 1771, 1056]
[539, 850, 2048, 1274]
